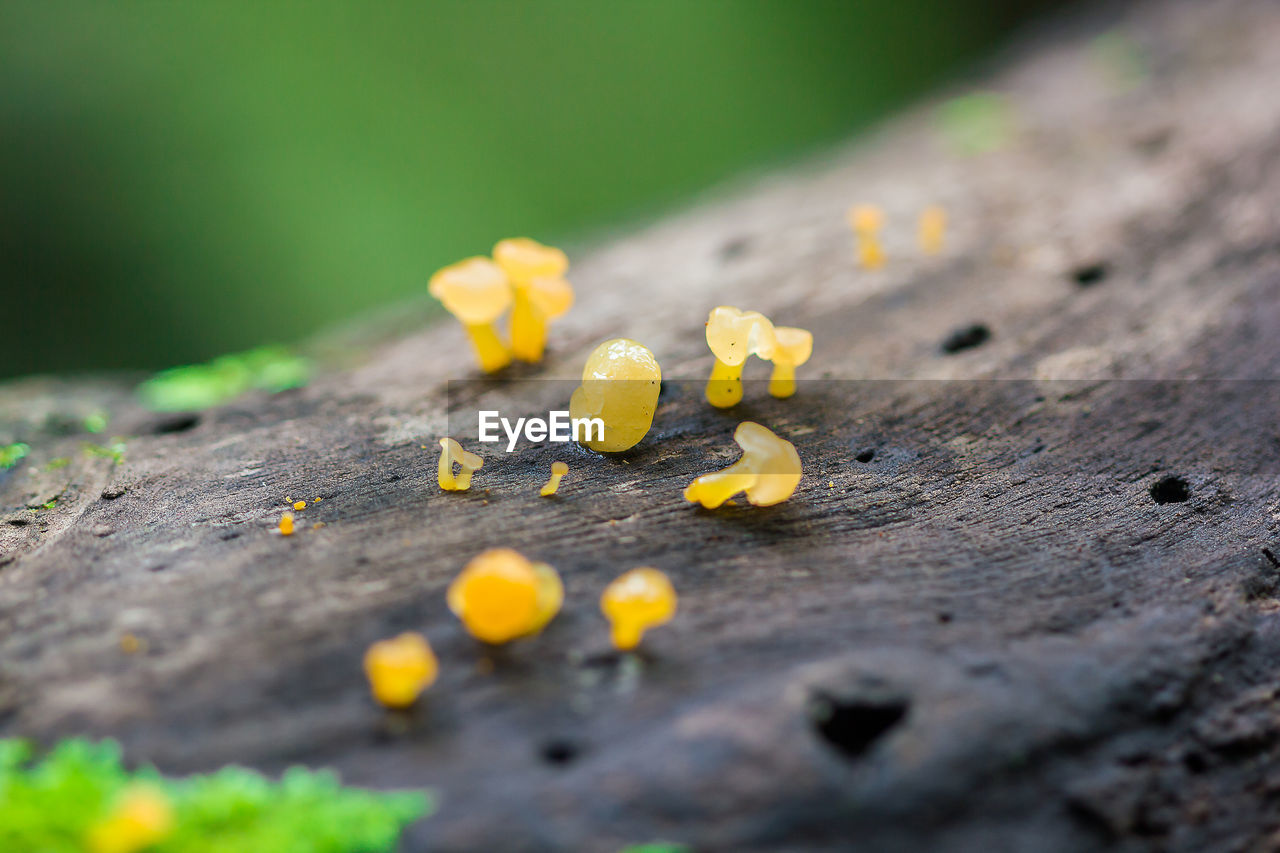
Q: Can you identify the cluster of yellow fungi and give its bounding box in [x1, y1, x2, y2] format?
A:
[569, 338, 662, 451]
[540, 461, 569, 496]
[363, 632, 439, 709]
[685, 421, 803, 508]
[447, 548, 564, 644]
[429, 238, 573, 372]
[438, 437, 484, 491]
[704, 306, 812, 406]
[847, 203, 948, 268]
[87, 785, 174, 853]
[361, 549, 680, 709]
[601, 567, 678, 651]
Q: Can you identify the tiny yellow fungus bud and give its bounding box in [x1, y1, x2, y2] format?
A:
[293, 500, 306, 511]
[278, 512, 295, 536]
[428, 257, 514, 373]
[684, 421, 802, 508]
[363, 631, 438, 709]
[493, 238, 573, 363]
[438, 437, 484, 491]
[601, 567, 677, 651]
[447, 548, 563, 644]
[569, 338, 662, 452]
[919, 205, 947, 255]
[847, 204, 886, 270]
[119, 633, 142, 655]
[704, 306, 777, 408]
[540, 461, 569, 496]
[87, 785, 174, 853]
[314, 496, 322, 502]
[767, 326, 813, 399]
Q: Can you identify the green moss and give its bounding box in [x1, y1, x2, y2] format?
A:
[0, 739, 429, 853]
[938, 91, 1015, 155]
[84, 411, 110, 434]
[82, 438, 127, 464]
[618, 845, 692, 853]
[138, 346, 311, 413]
[46, 457, 71, 471]
[0, 442, 30, 469]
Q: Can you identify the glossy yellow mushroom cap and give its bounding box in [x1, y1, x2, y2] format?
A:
[601, 567, 677, 650]
[447, 549, 563, 644]
[705, 306, 777, 365]
[847, 204, 884, 233]
[428, 257, 513, 325]
[772, 326, 813, 367]
[87, 785, 174, 853]
[363, 632, 439, 709]
[493, 237, 569, 286]
[523, 275, 575, 319]
[569, 338, 662, 452]
[684, 421, 803, 508]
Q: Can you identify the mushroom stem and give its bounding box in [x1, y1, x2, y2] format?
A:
[857, 237, 886, 270]
[769, 362, 798, 399]
[463, 322, 512, 373]
[706, 358, 745, 408]
[610, 621, 644, 651]
[682, 458, 758, 509]
[509, 289, 549, 362]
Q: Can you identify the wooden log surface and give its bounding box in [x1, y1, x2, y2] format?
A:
[4, 0, 1280, 849]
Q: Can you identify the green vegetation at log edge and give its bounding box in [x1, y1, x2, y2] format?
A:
[0, 443, 30, 469]
[0, 739, 430, 853]
[138, 346, 310, 412]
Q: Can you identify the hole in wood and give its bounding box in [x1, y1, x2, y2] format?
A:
[150, 414, 201, 435]
[940, 323, 990, 354]
[539, 737, 581, 766]
[1149, 475, 1189, 504]
[1072, 262, 1109, 286]
[808, 688, 908, 758]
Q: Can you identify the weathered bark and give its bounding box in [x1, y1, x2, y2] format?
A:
[3, 0, 1280, 850]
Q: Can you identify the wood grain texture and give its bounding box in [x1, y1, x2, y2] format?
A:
[3, 0, 1280, 849]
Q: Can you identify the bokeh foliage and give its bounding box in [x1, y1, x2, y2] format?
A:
[0, 0, 1054, 378]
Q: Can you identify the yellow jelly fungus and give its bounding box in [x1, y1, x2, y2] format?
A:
[493, 237, 574, 363]
[363, 631, 439, 709]
[704, 306, 777, 408]
[428, 257, 514, 373]
[569, 338, 662, 452]
[438, 437, 484, 491]
[768, 326, 813, 399]
[540, 461, 569, 496]
[278, 512, 295, 536]
[87, 785, 174, 853]
[601, 567, 677, 651]
[847, 204, 886, 270]
[293, 500, 306, 511]
[919, 205, 947, 255]
[684, 421, 802, 508]
[447, 548, 563, 644]
[119, 633, 142, 655]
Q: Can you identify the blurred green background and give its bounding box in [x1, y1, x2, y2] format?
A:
[0, 0, 1058, 380]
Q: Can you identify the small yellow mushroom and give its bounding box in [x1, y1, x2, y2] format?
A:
[847, 204, 886, 270]
[768, 326, 813, 399]
[86, 785, 174, 853]
[278, 512, 295, 536]
[918, 205, 947, 255]
[601, 567, 677, 651]
[704, 306, 777, 408]
[447, 548, 563, 644]
[569, 338, 662, 452]
[428, 257, 514, 373]
[493, 237, 573, 363]
[363, 632, 439, 709]
[438, 437, 483, 491]
[540, 461, 569, 496]
[293, 500, 306, 511]
[684, 421, 802, 508]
